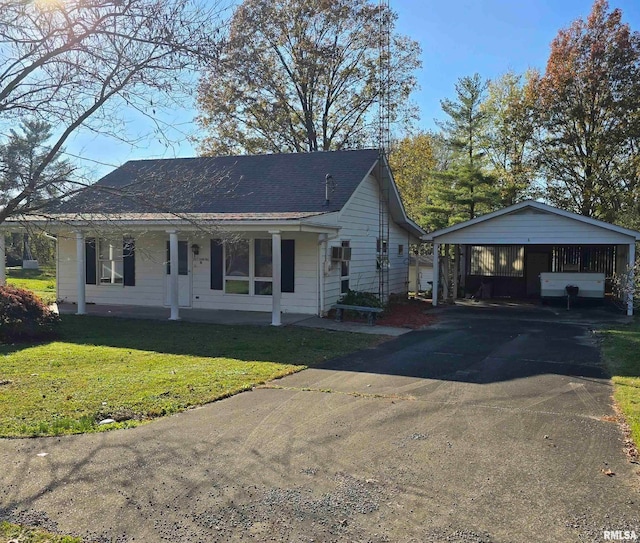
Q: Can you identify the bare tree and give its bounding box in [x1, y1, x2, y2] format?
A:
[0, 0, 225, 225]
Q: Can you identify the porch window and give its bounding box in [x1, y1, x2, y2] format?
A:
[214, 238, 295, 295]
[98, 238, 124, 284]
[254, 239, 273, 295]
[87, 237, 135, 286]
[225, 240, 250, 294]
[469, 245, 524, 277]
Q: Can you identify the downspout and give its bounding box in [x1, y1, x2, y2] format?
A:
[407, 232, 411, 294]
[318, 235, 325, 316]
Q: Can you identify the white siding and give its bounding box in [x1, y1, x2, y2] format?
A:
[58, 231, 168, 307]
[388, 213, 412, 296]
[190, 232, 319, 314]
[435, 209, 635, 245]
[324, 174, 412, 308]
[409, 266, 433, 292]
[58, 231, 320, 315]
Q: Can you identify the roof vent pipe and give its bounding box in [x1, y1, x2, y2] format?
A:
[325, 174, 335, 206]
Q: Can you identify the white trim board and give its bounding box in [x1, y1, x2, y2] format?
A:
[423, 200, 640, 243]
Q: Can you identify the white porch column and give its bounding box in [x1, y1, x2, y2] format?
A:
[628, 242, 635, 317]
[432, 242, 440, 307]
[168, 230, 180, 321]
[0, 233, 5, 286]
[271, 230, 282, 326]
[75, 231, 86, 315]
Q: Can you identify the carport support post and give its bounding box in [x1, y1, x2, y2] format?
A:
[453, 245, 459, 300]
[168, 230, 180, 321]
[414, 248, 420, 293]
[628, 242, 635, 317]
[442, 244, 449, 300]
[432, 242, 440, 307]
[271, 230, 282, 326]
[75, 231, 86, 315]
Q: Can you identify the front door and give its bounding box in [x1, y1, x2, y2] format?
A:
[165, 240, 191, 307]
[526, 251, 550, 296]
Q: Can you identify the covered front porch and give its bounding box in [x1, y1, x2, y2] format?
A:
[1, 215, 340, 326]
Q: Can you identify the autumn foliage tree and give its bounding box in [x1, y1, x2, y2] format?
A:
[529, 0, 640, 222]
[388, 133, 436, 227]
[482, 71, 537, 206]
[195, 0, 421, 155]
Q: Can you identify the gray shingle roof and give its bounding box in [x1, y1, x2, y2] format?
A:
[59, 149, 380, 215]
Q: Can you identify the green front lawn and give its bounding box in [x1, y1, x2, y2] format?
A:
[0, 521, 81, 543]
[602, 321, 640, 450]
[6, 267, 56, 304]
[0, 316, 380, 438]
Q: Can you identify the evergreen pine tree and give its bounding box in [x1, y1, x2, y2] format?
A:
[429, 74, 499, 225]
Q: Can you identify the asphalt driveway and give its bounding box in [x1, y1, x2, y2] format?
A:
[1, 307, 638, 542]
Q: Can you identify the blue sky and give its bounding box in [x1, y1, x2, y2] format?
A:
[65, 0, 640, 178]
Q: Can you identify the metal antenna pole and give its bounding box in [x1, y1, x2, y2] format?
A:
[378, 0, 391, 303]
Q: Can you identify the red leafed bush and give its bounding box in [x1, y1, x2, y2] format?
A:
[0, 285, 60, 342]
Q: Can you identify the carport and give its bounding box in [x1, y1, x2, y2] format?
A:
[423, 200, 640, 316]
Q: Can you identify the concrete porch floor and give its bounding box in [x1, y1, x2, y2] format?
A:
[55, 302, 409, 336]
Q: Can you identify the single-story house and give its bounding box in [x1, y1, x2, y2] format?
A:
[0, 149, 425, 324]
[423, 200, 640, 316]
[408, 254, 433, 293]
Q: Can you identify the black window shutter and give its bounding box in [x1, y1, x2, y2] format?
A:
[85, 237, 97, 285]
[210, 239, 223, 290]
[281, 239, 295, 293]
[123, 238, 135, 286]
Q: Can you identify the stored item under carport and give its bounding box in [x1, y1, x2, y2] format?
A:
[540, 272, 605, 301]
[565, 284, 579, 310]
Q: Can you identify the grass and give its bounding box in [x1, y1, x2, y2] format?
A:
[5, 267, 57, 304]
[601, 321, 640, 450]
[0, 521, 81, 543]
[0, 315, 380, 438]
